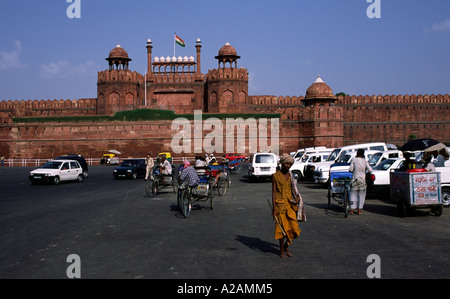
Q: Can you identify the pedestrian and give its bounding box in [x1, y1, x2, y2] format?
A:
[0, 154, 5, 167]
[348, 149, 373, 215]
[145, 153, 154, 181]
[271, 153, 302, 258]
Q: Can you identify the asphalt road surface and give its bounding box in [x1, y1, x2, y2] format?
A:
[0, 164, 449, 279]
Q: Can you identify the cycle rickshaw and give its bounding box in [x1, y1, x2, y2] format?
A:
[145, 164, 178, 197]
[178, 166, 215, 218]
[327, 171, 353, 218]
[208, 162, 231, 196]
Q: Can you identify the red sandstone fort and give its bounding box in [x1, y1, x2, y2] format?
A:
[0, 39, 449, 159]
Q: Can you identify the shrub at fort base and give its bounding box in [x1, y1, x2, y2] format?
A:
[12, 109, 281, 123]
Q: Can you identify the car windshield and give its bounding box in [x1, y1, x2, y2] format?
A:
[41, 161, 63, 169]
[336, 154, 353, 163]
[121, 160, 138, 167]
[373, 159, 398, 171]
[255, 155, 275, 163]
[327, 149, 341, 161]
[369, 153, 382, 166]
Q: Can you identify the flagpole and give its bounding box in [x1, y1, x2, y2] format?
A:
[173, 32, 176, 58]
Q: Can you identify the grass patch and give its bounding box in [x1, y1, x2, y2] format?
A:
[13, 109, 281, 123]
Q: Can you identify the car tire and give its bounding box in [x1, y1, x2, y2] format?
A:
[442, 187, 450, 207]
[76, 174, 83, 183]
[132, 172, 137, 180]
[82, 170, 88, 178]
[292, 170, 302, 181]
[52, 176, 60, 185]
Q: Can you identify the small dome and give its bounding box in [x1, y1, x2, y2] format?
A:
[183, 56, 189, 62]
[154, 57, 160, 62]
[177, 56, 183, 62]
[305, 75, 335, 99]
[189, 56, 195, 62]
[218, 42, 238, 57]
[160, 56, 165, 62]
[108, 44, 130, 60]
[166, 56, 171, 62]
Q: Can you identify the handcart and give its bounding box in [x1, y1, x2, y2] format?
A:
[178, 166, 214, 218]
[390, 171, 443, 217]
[327, 171, 353, 218]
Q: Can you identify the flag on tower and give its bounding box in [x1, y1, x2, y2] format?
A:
[175, 34, 185, 47]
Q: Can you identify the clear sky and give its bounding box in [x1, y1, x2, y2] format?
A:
[0, 0, 449, 101]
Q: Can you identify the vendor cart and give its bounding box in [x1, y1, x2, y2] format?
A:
[390, 171, 443, 217]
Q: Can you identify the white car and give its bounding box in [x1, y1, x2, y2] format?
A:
[367, 158, 404, 196]
[29, 160, 84, 184]
[248, 153, 278, 180]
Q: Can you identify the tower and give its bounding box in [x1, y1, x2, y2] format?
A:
[144, 38, 204, 113]
[205, 43, 248, 113]
[299, 76, 343, 148]
[97, 45, 144, 115]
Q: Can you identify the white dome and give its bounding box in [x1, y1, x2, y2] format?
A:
[183, 56, 189, 62]
[154, 57, 160, 62]
[177, 56, 183, 62]
[172, 56, 177, 62]
[160, 56, 165, 62]
[166, 56, 171, 62]
[189, 56, 195, 62]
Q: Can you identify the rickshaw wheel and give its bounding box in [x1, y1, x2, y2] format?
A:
[145, 180, 157, 197]
[343, 186, 349, 218]
[218, 178, 227, 196]
[327, 184, 331, 209]
[209, 184, 214, 210]
[181, 189, 191, 218]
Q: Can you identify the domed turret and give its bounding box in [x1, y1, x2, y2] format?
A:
[305, 75, 335, 100]
[106, 44, 132, 70]
[303, 75, 337, 106]
[215, 42, 241, 69]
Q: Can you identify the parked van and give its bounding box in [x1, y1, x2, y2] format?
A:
[312, 142, 390, 184]
[292, 147, 327, 162]
[290, 148, 334, 181]
[368, 150, 403, 167]
[248, 153, 278, 181]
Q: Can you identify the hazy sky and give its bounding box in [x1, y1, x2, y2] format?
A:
[1, 0, 449, 101]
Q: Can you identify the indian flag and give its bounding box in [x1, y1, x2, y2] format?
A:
[175, 35, 185, 47]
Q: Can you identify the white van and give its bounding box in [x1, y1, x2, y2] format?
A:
[368, 150, 403, 167]
[292, 147, 327, 162]
[248, 153, 278, 180]
[290, 148, 334, 181]
[312, 142, 390, 184]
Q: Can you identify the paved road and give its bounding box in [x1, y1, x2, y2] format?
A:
[0, 164, 449, 279]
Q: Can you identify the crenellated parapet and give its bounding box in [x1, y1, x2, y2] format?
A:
[337, 94, 450, 105]
[0, 98, 97, 118]
[97, 69, 144, 84]
[206, 67, 248, 82]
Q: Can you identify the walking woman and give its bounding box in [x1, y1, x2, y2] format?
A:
[271, 153, 302, 258]
[349, 149, 373, 215]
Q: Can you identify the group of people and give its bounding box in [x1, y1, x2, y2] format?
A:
[144, 153, 172, 181]
[141, 148, 443, 259]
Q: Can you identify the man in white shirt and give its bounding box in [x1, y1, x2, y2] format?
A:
[160, 155, 172, 175]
